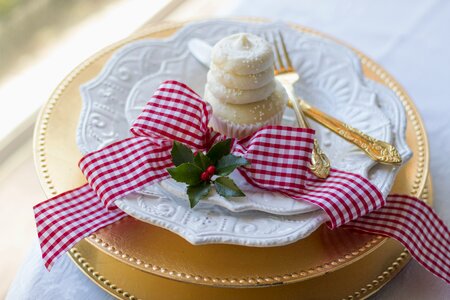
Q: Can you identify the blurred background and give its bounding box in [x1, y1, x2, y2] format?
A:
[1, 0, 450, 298]
[0, 0, 240, 295]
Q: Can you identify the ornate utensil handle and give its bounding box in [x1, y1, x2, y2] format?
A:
[286, 86, 330, 179]
[299, 100, 402, 165]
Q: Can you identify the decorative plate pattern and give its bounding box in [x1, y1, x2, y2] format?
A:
[118, 191, 329, 246]
[142, 172, 320, 216]
[77, 20, 411, 247]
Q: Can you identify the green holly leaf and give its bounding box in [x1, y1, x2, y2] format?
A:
[216, 154, 249, 176]
[187, 182, 212, 208]
[214, 176, 245, 198]
[171, 141, 194, 166]
[193, 151, 213, 171]
[167, 163, 202, 185]
[206, 138, 232, 163]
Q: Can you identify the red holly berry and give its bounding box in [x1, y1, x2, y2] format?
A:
[206, 165, 216, 175]
[200, 171, 210, 181]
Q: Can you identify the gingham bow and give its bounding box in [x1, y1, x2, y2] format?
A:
[34, 81, 449, 284]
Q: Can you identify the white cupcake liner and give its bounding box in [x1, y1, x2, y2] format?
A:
[210, 108, 285, 139]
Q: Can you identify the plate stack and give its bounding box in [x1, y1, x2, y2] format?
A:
[34, 19, 431, 299]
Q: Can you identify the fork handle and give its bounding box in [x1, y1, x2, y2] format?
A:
[287, 92, 330, 179]
[284, 84, 309, 128]
[298, 100, 402, 165]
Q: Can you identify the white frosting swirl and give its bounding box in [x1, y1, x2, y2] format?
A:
[209, 63, 273, 90]
[207, 73, 276, 104]
[211, 33, 274, 75]
[208, 33, 275, 105]
[205, 34, 287, 137]
[204, 80, 288, 124]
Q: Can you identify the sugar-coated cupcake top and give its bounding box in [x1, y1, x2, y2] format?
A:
[209, 63, 274, 90]
[205, 80, 287, 125]
[205, 33, 287, 138]
[211, 33, 274, 75]
[208, 33, 276, 104]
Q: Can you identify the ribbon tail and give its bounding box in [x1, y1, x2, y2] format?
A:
[344, 195, 450, 284]
[33, 184, 127, 270]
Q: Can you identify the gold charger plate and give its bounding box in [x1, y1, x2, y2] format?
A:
[33, 19, 430, 299]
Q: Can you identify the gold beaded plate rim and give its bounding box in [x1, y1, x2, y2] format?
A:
[67, 179, 433, 300]
[69, 246, 412, 300]
[66, 168, 432, 299]
[33, 17, 429, 291]
[68, 248, 411, 300]
[85, 232, 387, 286]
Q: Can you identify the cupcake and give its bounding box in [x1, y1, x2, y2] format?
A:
[204, 33, 288, 138]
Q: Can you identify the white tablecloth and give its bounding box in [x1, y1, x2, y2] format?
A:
[7, 0, 450, 299]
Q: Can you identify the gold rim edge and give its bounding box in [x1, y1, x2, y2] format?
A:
[68, 248, 140, 300]
[67, 183, 431, 300]
[32, 18, 429, 290]
[86, 233, 385, 286]
[67, 248, 410, 300]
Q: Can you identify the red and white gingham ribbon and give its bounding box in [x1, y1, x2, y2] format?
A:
[34, 81, 450, 283]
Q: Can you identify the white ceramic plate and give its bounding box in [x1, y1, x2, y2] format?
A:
[141, 172, 320, 216]
[77, 20, 411, 247]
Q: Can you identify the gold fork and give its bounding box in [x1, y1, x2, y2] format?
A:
[269, 33, 331, 179]
[271, 32, 402, 169]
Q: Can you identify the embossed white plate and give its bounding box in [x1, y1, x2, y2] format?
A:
[141, 172, 320, 216]
[77, 20, 411, 247]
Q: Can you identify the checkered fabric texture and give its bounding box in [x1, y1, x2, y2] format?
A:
[34, 81, 449, 283]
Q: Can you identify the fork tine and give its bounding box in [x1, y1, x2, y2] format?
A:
[278, 32, 293, 70]
[271, 32, 285, 73]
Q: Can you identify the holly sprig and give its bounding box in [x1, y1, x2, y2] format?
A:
[167, 139, 249, 208]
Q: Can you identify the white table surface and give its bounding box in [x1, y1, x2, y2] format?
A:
[7, 0, 450, 299]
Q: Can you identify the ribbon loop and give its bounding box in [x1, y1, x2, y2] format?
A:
[33, 81, 450, 284]
[235, 125, 315, 190]
[130, 80, 213, 150]
[79, 137, 172, 208]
